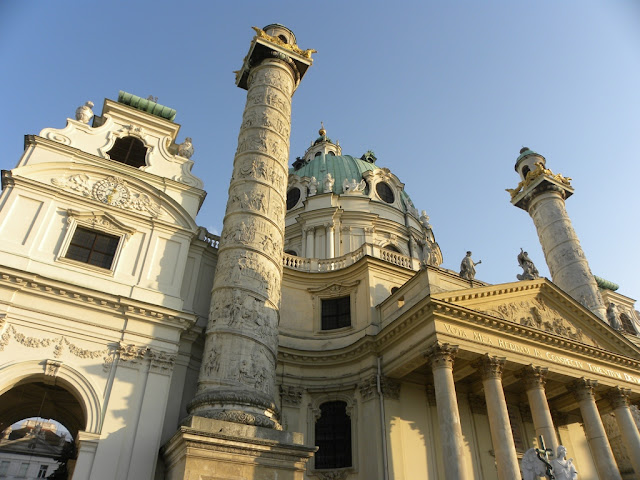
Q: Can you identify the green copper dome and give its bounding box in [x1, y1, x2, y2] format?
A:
[289, 153, 417, 214]
[291, 153, 377, 194]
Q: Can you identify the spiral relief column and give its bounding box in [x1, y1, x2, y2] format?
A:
[187, 25, 313, 429]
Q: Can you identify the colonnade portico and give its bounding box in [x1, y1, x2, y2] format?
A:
[411, 335, 640, 479]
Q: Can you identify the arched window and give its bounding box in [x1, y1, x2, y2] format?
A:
[107, 137, 147, 168]
[522, 165, 531, 179]
[286, 188, 301, 210]
[278, 35, 288, 44]
[620, 313, 637, 335]
[327, 151, 335, 156]
[315, 401, 352, 469]
[314, 151, 322, 157]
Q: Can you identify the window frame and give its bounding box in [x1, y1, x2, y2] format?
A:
[57, 210, 135, 274]
[309, 393, 357, 475]
[321, 296, 351, 331]
[309, 281, 360, 334]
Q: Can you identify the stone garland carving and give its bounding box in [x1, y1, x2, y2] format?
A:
[358, 375, 401, 401]
[52, 174, 160, 217]
[0, 324, 109, 360]
[315, 471, 349, 480]
[280, 385, 304, 406]
[481, 297, 596, 346]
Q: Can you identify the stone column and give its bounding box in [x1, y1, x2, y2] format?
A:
[326, 222, 335, 258]
[425, 343, 468, 480]
[607, 387, 640, 475]
[510, 150, 606, 320]
[306, 226, 315, 258]
[475, 355, 520, 480]
[568, 378, 622, 479]
[516, 365, 558, 456]
[188, 26, 313, 430]
[72, 431, 100, 480]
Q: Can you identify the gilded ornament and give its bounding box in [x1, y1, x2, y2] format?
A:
[251, 26, 316, 59]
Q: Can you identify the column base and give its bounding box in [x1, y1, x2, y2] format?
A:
[162, 416, 316, 480]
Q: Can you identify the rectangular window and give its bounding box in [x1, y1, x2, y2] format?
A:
[321, 296, 351, 330]
[37, 465, 48, 478]
[65, 226, 119, 269]
[17, 462, 29, 477]
[0, 461, 10, 476]
[315, 401, 352, 469]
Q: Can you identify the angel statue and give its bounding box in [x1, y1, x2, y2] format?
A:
[517, 248, 540, 280]
[521, 448, 550, 480]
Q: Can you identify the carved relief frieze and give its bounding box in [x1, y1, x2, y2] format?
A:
[234, 156, 287, 191]
[213, 251, 281, 305]
[308, 281, 360, 297]
[241, 108, 290, 139]
[246, 86, 291, 116]
[480, 297, 597, 346]
[52, 175, 160, 217]
[117, 343, 176, 373]
[220, 217, 283, 258]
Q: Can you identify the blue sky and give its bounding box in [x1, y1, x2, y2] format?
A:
[1, 1, 639, 298]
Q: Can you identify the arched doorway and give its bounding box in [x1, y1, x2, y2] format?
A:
[0, 381, 84, 479]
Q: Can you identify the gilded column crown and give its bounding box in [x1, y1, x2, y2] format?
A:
[235, 25, 315, 90]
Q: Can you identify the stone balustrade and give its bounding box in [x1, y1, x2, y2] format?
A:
[282, 243, 417, 273]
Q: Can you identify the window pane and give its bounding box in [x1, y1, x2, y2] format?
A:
[65, 226, 119, 269]
[315, 401, 352, 469]
[321, 296, 351, 330]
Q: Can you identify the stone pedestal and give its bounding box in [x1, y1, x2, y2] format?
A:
[163, 417, 316, 480]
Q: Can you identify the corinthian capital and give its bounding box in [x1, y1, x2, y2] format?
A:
[606, 386, 632, 409]
[516, 365, 548, 390]
[567, 378, 598, 402]
[473, 354, 506, 380]
[425, 342, 459, 369]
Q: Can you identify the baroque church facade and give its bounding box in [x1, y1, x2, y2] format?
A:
[1, 24, 640, 480]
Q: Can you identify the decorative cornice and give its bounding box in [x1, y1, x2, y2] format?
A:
[0, 268, 196, 330]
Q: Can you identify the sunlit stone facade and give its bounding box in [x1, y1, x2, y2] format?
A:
[2, 24, 640, 480]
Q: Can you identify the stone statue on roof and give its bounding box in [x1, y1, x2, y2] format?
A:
[517, 248, 539, 280]
[460, 251, 481, 280]
[75, 101, 94, 124]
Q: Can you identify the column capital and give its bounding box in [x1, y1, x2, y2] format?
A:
[606, 386, 632, 409]
[424, 342, 458, 369]
[516, 365, 549, 390]
[473, 354, 506, 380]
[567, 378, 598, 402]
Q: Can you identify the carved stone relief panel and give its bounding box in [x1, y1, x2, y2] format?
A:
[480, 296, 598, 346]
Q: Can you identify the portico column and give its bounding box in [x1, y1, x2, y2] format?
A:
[474, 354, 520, 480]
[516, 365, 558, 456]
[425, 342, 468, 480]
[607, 387, 640, 475]
[568, 378, 622, 479]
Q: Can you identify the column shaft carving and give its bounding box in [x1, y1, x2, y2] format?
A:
[474, 355, 520, 480]
[568, 378, 622, 479]
[607, 387, 640, 475]
[425, 343, 468, 480]
[189, 55, 302, 430]
[516, 365, 558, 456]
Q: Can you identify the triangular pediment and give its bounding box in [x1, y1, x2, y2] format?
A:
[432, 278, 640, 358]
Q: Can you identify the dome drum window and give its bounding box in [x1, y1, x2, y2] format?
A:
[286, 187, 302, 210]
[375, 182, 395, 204]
